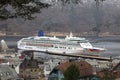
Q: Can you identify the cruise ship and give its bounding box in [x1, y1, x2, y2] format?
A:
[17, 32, 105, 55]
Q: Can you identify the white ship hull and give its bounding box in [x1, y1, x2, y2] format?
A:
[18, 44, 85, 54]
[18, 43, 104, 55]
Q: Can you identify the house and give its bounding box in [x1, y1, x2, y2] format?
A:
[98, 62, 120, 80]
[19, 58, 44, 80]
[0, 64, 20, 80]
[110, 62, 120, 79]
[48, 60, 97, 80]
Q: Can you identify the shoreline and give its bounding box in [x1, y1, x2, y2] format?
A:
[1, 31, 120, 37]
[0, 34, 120, 37]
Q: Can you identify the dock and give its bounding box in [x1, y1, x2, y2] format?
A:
[20, 50, 111, 61]
[46, 52, 111, 61]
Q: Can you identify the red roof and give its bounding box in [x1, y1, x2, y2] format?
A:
[56, 60, 93, 77]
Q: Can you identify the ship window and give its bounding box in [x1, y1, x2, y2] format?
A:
[59, 47, 62, 48]
[55, 46, 58, 48]
[34, 69, 37, 72]
[68, 47, 71, 49]
[46, 66, 51, 71]
[63, 47, 66, 49]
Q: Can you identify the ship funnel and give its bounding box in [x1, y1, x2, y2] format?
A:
[38, 31, 44, 37]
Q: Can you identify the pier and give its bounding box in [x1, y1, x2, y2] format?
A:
[20, 50, 111, 61]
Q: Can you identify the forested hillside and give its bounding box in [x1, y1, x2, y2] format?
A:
[0, 0, 120, 35]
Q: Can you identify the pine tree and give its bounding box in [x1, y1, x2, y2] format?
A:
[63, 64, 80, 80]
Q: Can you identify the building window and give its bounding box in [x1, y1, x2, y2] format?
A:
[34, 69, 37, 72]
[39, 68, 41, 71]
[81, 64, 83, 66]
[6, 72, 10, 76]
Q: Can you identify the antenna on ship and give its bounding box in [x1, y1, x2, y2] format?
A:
[53, 36, 56, 38]
[69, 32, 73, 37]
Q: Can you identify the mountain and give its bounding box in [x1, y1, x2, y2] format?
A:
[0, 0, 120, 35]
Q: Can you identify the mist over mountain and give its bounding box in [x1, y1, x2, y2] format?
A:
[0, 0, 120, 35]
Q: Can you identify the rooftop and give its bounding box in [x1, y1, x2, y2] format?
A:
[55, 60, 93, 77]
[0, 65, 18, 80]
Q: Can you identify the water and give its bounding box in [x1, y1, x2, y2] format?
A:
[0, 35, 120, 57]
[93, 42, 120, 57]
[0, 36, 27, 48]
